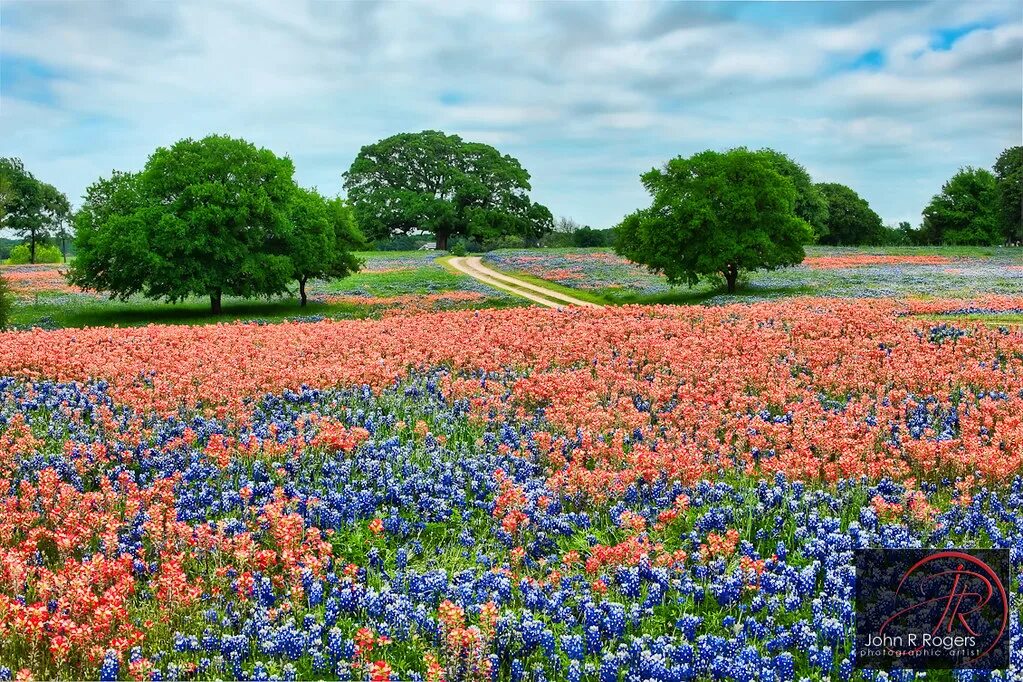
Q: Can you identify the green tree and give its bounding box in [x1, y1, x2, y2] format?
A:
[757, 149, 829, 242]
[287, 188, 364, 306]
[573, 226, 606, 247]
[993, 146, 1022, 244]
[0, 158, 70, 263]
[815, 182, 885, 245]
[343, 130, 552, 250]
[70, 135, 297, 313]
[615, 148, 812, 294]
[0, 174, 12, 222]
[920, 167, 1000, 245]
[8, 243, 63, 264]
[0, 274, 11, 330]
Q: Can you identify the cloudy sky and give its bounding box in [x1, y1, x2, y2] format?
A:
[1, 1, 1021, 229]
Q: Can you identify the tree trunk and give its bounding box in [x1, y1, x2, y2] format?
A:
[210, 289, 222, 314]
[723, 264, 738, 294]
[29, 233, 36, 265]
[299, 277, 308, 307]
[436, 231, 449, 251]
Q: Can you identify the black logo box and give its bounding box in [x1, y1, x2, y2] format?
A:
[855, 548, 1011, 670]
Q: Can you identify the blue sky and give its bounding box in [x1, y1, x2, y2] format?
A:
[1, 0, 1021, 229]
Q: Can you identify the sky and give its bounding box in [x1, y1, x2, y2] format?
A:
[1, 0, 1021, 229]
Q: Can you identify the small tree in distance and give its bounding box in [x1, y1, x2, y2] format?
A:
[920, 167, 1000, 245]
[615, 148, 812, 294]
[287, 188, 364, 306]
[0, 157, 70, 264]
[815, 182, 885, 245]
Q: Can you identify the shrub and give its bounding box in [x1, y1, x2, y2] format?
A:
[449, 241, 468, 257]
[483, 234, 525, 251]
[7, 243, 63, 264]
[374, 235, 432, 251]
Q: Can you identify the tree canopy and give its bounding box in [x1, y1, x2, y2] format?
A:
[757, 149, 829, 242]
[287, 188, 364, 306]
[994, 146, 1022, 244]
[815, 182, 885, 245]
[0, 157, 70, 263]
[343, 130, 553, 250]
[71, 135, 357, 313]
[615, 148, 812, 294]
[920, 167, 1000, 246]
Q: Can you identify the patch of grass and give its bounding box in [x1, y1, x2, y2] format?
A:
[480, 268, 612, 305]
[916, 312, 1023, 328]
[7, 297, 372, 329]
[324, 265, 470, 297]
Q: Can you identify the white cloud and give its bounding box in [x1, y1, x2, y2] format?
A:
[0, 0, 1020, 229]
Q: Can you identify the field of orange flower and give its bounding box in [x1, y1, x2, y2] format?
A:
[1, 277, 1022, 678]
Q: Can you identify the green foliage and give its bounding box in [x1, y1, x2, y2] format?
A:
[815, 182, 885, 245]
[757, 148, 829, 242]
[615, 148, 812, 294]
[448, 240, 468, 257]
[993, 146, 1022, 244]
[572, 226, 616, 248]
[373, 235, 433, 251]
[70, 136, 298, 313]
[7, 243, 62, 264]
[0, 157, 70, 263]
[876, 221, 920, 246]
[921, 167, 1001, 245]
[343, 130, 553, 249]
[287, 189, 364, 305]
[0, 274, 12, 330]
[482, 234, 526, 251]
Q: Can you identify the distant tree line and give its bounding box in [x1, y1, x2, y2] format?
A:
[2, 135, 1019, 312]
[913, 147, 1022, 246]
[612, 144, 1022, 295]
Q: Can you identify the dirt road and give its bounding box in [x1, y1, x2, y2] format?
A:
[446, 256, 602, 309]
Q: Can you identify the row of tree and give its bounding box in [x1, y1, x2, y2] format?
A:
[916, 147, 1022, 246]
[613, 145, 1023, 294]
[2, 133, 1019, 313]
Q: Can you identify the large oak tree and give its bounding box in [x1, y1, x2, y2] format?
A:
[615, 148, 812, 294]
[71, 135, 298, 313]
[343, 130, 552, 249]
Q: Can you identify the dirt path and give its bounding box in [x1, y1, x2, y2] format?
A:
[447, 256, 602, 308]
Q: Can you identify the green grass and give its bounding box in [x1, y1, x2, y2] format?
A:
[323, 264, 470, 297]
[6, 245, 1022, 329]
[7, 296, 374, 328]
[3, 250, 521, 329]
[479, 269, 612, 305]
[484, 245, 1023, 304]
[917, 312, 1023, 327]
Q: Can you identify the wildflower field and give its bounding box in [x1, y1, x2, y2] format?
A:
[0, 285, 1022, 680]
[1, 252, 515, 330]
[483, 247, 1023, 305]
